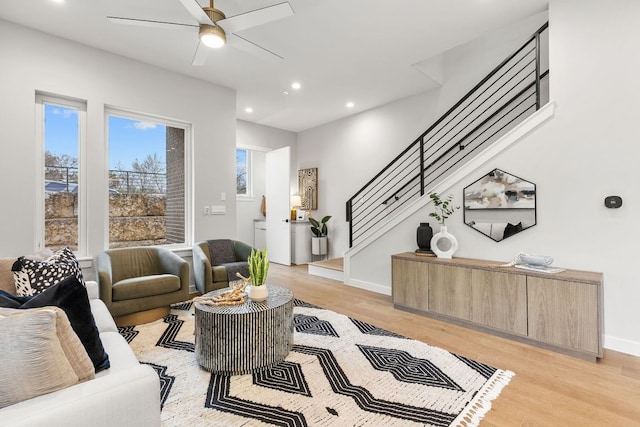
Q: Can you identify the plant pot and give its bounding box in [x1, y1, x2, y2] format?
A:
[246, 285, 268, 302]
[311, 236, 328, 255]
[430, 225, 458, 259]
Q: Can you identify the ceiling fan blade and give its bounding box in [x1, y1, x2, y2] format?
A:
[178, 0, 214, 25]
[108, 16, 198, 31]
[217, 2, 294, 34]
[191, 40, 210, 66]
[228, 33, 284, 62]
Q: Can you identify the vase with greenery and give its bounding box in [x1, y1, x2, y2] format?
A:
[247, 248, 269, 301]
[309, 215, 331, 256]
[428, 192, 459, 225]
[428, 192, 460, 259]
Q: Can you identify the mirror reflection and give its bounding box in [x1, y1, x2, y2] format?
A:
[463, 168, 536, 242]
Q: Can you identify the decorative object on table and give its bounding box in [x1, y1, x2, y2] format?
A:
[193, 281, 246, 306]
[290, 194, 301, 221]
[121, 299, 514, 426]
[246, 248, 269, 302]
[309, 214, 331, 257]
[429, 192, 460, 259]
[491, 252, 565, 274]
[463, 168, 536, 242]
[415, 222, 434, 255]
[298, 167, 318, 210]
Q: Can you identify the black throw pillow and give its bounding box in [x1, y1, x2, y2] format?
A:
[0, 275, 110, 372]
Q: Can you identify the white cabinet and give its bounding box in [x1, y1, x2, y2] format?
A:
[254, 220, 266, 250]
[254, 220, 311, 264]
[291, 221, 311, 265]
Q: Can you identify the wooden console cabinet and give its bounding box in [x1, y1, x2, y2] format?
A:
[391, 253, 603, 360]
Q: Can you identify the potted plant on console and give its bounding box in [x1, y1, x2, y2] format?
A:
[247, 248, 269, 302]
[309, 215, 332, 259]
[429, 192, 460, 259]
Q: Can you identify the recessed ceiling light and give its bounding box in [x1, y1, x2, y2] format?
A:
[291, 82, 301, 90]
[245, 107, 253, 113]
[346, 101, 355, 108]
[281, 90, 289, 96]
[51, 0, 65, 3]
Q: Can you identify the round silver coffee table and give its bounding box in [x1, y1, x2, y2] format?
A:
[194, 286, 294, 375]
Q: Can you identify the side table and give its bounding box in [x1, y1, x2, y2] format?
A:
[194, 285, 294, 375]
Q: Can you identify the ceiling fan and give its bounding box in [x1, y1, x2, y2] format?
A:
[107, 0, 294, 66]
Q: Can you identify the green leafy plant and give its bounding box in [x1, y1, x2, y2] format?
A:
[429, 192, 460, 225]
[309, 215, 332, 237]
[248, 248, 269, 286]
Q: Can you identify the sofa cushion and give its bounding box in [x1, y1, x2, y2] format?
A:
[0, 307, 95, 383]
[0, 249, 54, 295]
[207, 239, 236, 265]
[13, 247, 85, 296]
[0, 276, 110, 372]
[0, 308, 83, 409]
[112, 274, 181, 301]
[0, 258, 17, 294]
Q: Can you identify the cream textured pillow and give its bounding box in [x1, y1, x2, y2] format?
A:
[0, 308, 87, 409]
[0, 306, 95, 383]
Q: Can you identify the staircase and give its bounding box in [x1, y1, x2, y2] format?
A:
[346, 23, 549, 249]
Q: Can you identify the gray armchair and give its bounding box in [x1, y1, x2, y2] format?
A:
[96, 247, 189, 319]
[192, 239, 254, 294]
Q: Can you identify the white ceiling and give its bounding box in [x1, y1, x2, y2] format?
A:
[0, 0, 548, 132]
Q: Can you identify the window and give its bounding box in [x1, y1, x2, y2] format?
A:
[36, 94, 86, 253]
[106, 108, 191, 248]
[236, 148, 251, 197]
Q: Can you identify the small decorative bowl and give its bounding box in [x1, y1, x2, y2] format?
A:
[519, 254, 554, 266]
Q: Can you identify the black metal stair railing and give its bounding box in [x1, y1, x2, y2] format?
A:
[346, 23, 549, 248]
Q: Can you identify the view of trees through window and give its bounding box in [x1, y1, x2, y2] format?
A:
[237, 148, 248, 195]
[43, 101, 81, 251]
[108, 113, 186, 248]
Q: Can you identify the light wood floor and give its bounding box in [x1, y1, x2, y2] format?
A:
[267, 263, 640, 426]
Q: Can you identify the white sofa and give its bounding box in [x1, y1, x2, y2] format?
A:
[0, 281, 161, 427]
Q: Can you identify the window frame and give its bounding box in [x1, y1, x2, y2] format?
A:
[236, 147, 253, 200]
[35, 93, 88, 256]
[104, 106, 193, 250]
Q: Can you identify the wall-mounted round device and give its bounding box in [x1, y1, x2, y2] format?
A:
[604, 195, 623, 209]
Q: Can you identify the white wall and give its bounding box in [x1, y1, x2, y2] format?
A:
[0, 20, 236, 263]
[236, 120, 296, 246]
[296, 13, 547, 260]
[298, 0, 640, 356]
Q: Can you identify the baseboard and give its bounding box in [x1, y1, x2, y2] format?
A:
[604, 335, 640, 357]
[343, 278, 391, 296]
[308, 264, 344, 282]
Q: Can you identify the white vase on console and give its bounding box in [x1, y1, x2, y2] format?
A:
[430, 225, 458, 259]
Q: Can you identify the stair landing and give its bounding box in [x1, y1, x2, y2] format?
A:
[308, 258, 344, 282]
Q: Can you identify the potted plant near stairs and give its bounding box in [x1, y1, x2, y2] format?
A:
[309, 215, 332, 259]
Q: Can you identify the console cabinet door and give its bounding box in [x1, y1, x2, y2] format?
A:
[471, 269, 527, 335]
[527, 277, 599, 354]
[392, 258, 428, 311]
[428, 264, 472, 321]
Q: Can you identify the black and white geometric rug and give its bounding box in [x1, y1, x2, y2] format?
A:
[118, 299, 514, 427]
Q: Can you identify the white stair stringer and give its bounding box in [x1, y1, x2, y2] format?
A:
[343, 101, 556, 294]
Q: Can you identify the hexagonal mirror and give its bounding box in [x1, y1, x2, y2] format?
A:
[463, 168, 536, 242]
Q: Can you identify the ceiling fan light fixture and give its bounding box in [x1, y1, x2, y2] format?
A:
[200, 25, 226, 48]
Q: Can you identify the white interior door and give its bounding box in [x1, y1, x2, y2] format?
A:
[266, 147, 291, 265]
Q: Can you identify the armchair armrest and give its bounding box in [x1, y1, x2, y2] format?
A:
[192, 243, 212, 295]
[157, 249, 189, 284]
[95, 252, 113, 306]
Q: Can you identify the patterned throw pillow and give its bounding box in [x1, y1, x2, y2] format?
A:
[13, 247, 85, 296]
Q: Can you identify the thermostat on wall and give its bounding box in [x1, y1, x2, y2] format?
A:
[604, 195, 622, 209]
